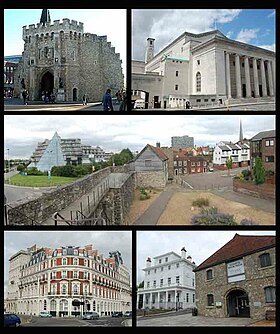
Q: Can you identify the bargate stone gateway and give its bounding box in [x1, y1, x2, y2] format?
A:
[14, 9, 124, 102]
[194, 234, 276, 321]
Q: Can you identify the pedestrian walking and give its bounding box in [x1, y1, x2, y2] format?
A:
[82, 94, 88, 105]
[102, 89, 114, 111]
[22, 89, 27, 105]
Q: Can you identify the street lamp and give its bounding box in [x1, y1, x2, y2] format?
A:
[6, 148, 10, 184]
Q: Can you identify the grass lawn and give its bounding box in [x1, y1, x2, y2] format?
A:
[6, 174, 79, 187]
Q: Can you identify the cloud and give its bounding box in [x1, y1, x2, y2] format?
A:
[236, 28, 259, 43]
[226, 31, 233, 38]
[267, 11, 275, 18]
[132, 9, 241, 60]
[257, 43, 275, 52]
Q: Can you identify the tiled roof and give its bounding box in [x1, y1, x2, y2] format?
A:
[148, 144, 169, 161]
[227, 144, 241, 150]
[219, 145, 231, 151]
[194, 234, 275, 272]
[251, 130, 275, 141]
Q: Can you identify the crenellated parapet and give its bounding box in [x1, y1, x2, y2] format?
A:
[22, 19, 84, 40]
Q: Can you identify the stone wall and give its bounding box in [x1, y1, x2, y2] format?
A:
[233, 179, 275, 200]
[136, 171, 167, 189]
[195, 247, 276, 320]
[95, 172, 136, 224]
[7, 167, 111, 225]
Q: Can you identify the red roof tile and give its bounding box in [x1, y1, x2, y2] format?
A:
[194, 234, 275, 272]
[148, 144, 168, 161]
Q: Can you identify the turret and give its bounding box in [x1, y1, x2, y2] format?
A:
[145, 37, 155, 63]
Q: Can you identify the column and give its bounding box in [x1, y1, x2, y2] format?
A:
[149, 293, 152, 309]
[260, 59, 267, 97]
[157, 292, 160, 309]
[272, 60, 276, 93]
[225, 52, 231, 98]
[165, 291, 168, 309]
[252, 58, 260, 97]
[267, 61, 274, 96]
[235, 54, 242, 98]
[244, 57, 251, 97]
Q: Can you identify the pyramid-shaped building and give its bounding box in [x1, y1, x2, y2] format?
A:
[36, 132, 65, 171]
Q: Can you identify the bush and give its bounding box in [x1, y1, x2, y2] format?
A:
[192, 197, 209, 207]
[191, 207, 237, 225]
[139, 187, 151, 200]
[26, 167, 44, 176]
[17, 164, 26, 172]
[240, 218, 257, 225]
[253, 157, 266, 185]
[241, 169, 251, 181]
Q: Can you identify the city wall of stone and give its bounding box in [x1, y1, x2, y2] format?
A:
[7, 167, 111, 225]
[136, 171, 167, 189]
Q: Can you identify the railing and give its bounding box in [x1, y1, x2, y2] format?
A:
[4, 203, 40, 226]
[52, 211, 106, 226]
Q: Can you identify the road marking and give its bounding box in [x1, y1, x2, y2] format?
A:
[182, 180, 194, 189]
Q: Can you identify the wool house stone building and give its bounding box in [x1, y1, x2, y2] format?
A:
[137, 247, 196, 311]
[194, 234, 276, 321]
[14, 9, 124, 102]
[6, 244, 131, 317]
[132, 30, 275, 109]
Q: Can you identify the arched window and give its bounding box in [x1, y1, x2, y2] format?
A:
[264, 286, 276, 303]
[259, 253, 271, 267]
[73, 284, 78, 295]
[207, 294, 214, 306]
[73, 258, 78, 266]
[61, 284, 67, 294]
[196, 72, 201, 92]
[62, 258, 67, 265]
[206, 269, 213, 280]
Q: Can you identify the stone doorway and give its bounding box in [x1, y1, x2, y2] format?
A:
[41, 71, 54, 98]
[73, 88, 77, 101]
[226, 289, 250, 318]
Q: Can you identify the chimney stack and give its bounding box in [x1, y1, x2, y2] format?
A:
[187, 255, 192, 262]
[146, 257, 152, 267]
[156, 142, 160, 148]
[181, 247, 186, 259]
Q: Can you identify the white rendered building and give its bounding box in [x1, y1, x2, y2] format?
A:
[213, 141, 250, 168]
[137, 247, 196, 310]
[6, 244, 131, 317]
[132, 30, 275, 109]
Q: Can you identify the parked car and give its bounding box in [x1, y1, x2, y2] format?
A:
[134, 99, 145, 109]
[82, 312, 99, 320]
[208, 167, 214, 172]
[124, 311, 132, 317]
[4, 313, 21, 327]
[39, 311, 52, 318]
[111, 311, 123, 317]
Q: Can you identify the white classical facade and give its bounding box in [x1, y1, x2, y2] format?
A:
[213, 141, 250, 167]
[6, 245, 131, 317]
[132, 30, 275, 109]
[137, 248, 196, 310]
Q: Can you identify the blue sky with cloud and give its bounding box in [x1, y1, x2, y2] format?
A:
[133, 9, 275, 60]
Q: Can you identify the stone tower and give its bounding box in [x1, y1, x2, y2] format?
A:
[14, 9, 124, 102]
[145, 38, 155, 63]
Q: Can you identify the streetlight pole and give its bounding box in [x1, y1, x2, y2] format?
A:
[7, 148, 10, 184]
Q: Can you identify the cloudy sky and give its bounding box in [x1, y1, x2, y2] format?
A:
[4, 115, 275, 159]
[137, 230, 276, 283]
[4, 231, 132, 298]
[4, 9, 126, 79]
[132, 9, 275, 60]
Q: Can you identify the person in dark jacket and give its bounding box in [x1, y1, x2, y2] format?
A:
[102, 89, 114, 111]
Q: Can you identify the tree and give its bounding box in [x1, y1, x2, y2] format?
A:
[253, 156, 266, 185]
[138, 281, 144, 289]
[109, 148, 134, 166]
[225, 156, 233, 176]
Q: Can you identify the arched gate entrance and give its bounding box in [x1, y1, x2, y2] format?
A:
[226, 289, 250, 317]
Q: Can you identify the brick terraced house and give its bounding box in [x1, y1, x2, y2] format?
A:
[194, 234, 276, 320]
[6, 244, 131, 317]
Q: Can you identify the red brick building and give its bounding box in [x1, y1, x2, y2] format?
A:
[173, 150, 208, 175]
[250, 130, 275, 173]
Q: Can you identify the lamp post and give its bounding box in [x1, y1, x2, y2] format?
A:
[6, 148, 10, 184]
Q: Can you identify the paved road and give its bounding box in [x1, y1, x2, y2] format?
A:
[4, 184, 46, 204]
[22, 316, 129, 327]
[137, 312, 255, 327]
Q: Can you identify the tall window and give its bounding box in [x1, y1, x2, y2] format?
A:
[61, 284, 67, 294]
[175, 84, 178, 90]
[168, 277, 171, 286]
[176, 276, 180, 284]
[73, 258, 78, 266]
[62, 258, 67, 265]
[186, 293, 189, 303]
[259, 253, 271, 267]
[196, 72, 201, 92]
[207, 294, 214, 306]
[176, 71, 179, 77]
[206, 269, 213, 280]
[73, 284, 78, 295]
[160, 279, 163, 287]
[264, 287, 276, 303]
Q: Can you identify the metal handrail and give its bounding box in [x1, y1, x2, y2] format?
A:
[52, 211, 106, 226]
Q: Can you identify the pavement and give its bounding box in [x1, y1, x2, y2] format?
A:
[136, 312, 257, 327]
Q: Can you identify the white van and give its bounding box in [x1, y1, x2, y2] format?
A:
[134, 99, 145, 109]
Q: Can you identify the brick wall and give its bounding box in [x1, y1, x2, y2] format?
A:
[233, 179, 275, 200]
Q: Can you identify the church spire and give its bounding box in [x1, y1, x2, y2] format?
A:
[40, 9, 51, 25]
[239, 119, 243, 142]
